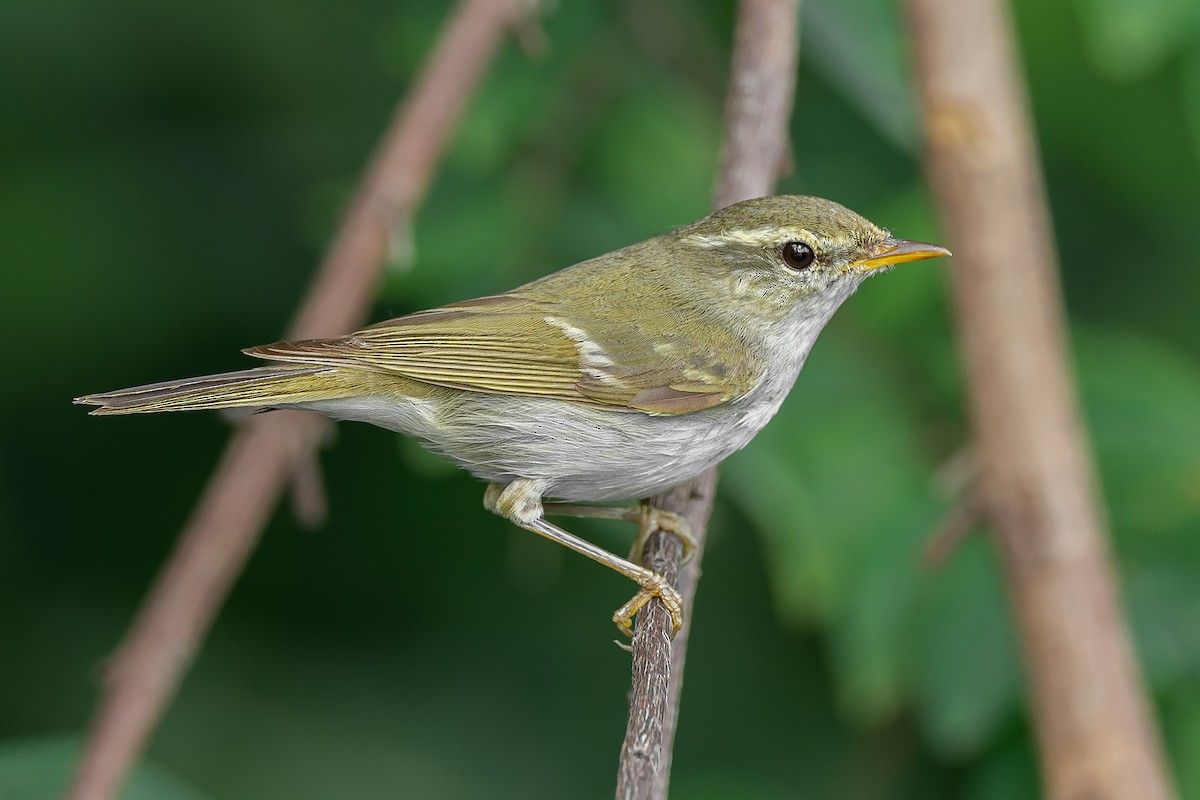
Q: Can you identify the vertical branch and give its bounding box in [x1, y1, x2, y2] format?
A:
[615, 1, 799, 798]
[66, 2, 533, 799]
[903, 0, 1175, 797]
[711, 0, 801, 210]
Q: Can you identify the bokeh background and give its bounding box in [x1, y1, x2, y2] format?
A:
[3, 0, 1200, 797]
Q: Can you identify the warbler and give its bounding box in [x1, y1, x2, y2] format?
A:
[77, 195, 949, 635]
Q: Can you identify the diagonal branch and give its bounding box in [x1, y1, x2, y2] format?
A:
[615, 1, 800, 798]
[903, 0, 1175, 797]
[66, 2, 533, 798]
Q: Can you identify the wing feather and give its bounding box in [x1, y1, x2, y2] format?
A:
[243, 293, 758, 415]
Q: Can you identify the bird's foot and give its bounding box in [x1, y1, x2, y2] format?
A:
[612, 566, 684, 638]
[628, 505, 697, 564]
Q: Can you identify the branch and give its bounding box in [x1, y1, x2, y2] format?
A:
[615, 1, 799, 797]
[66, 3, 533, 798]
[903, 0, 1175, 797]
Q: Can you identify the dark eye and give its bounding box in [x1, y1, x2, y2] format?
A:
[781, 241, 815, 270]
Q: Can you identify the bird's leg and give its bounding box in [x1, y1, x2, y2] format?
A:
[485, 480, 683, 637]
[542, 501, 697, 563]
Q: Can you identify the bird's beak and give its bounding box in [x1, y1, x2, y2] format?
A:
[849, 238, 952, 272]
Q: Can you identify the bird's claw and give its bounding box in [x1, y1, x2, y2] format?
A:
[612, 569, 684, 638]
[628, 506, 697, 564]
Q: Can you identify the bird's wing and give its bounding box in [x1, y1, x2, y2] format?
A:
[243, 293, 760, 415]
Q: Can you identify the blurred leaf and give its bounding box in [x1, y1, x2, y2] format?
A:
[1122, 550, 1200, 688]
[803, 0, 918, 149]
[382, 177, 535, 305]
[907, 536, 1021, 757]
[962, 735, 1039, 800]
[721, 445, 830, 618]
[0, 737, 211, 800]
[1162, 687, 1200, 798]
[378, 4, 449, 78]
[1076, 329, 1200, 690]
[448, 61, 551, 175]
[670, 772, 795, 800]
[722, 329, 952, 726]
[1072, 0, 1200, 80]
[832, 499, 940, 724]
[587, 79, 719, 235]
[1077, 329, 1200, 538]
[723, 333, 933, 625]
[1184, 49, 1200, 174]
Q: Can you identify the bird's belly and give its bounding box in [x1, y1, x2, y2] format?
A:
[431, 394, 757, 501]
[309, 391, 763, 502]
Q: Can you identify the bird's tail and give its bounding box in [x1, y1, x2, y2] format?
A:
[75, 366, 360, 415]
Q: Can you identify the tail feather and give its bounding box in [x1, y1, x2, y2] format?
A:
[75, 366, 356, 415]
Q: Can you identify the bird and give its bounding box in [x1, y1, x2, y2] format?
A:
[77, 194, 950, 636]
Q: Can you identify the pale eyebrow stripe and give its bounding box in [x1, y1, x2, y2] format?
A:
[683, 226, 810, 249]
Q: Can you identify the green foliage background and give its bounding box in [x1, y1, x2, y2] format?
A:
[3, 0, 1200, 797]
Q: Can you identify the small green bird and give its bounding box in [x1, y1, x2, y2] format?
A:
[77, 195, 949, 635]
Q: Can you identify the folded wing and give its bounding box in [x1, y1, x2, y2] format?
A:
[244, 293, 758, 415]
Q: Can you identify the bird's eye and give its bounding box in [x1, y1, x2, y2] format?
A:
[781, 241, 815, 270]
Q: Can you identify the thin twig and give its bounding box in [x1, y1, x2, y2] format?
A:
[289, 442, 331, 529]
[615, 1, 799, 797]
[903, 0, 1175, 797]
[920, 493, 980, 569]
[922, 448, 979, 568]
[66, 3, 533, 798]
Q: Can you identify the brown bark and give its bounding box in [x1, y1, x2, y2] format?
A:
[903, 0, 1175, 797]
[66, 2, 532, 798]
[615, 1, 800, 797]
